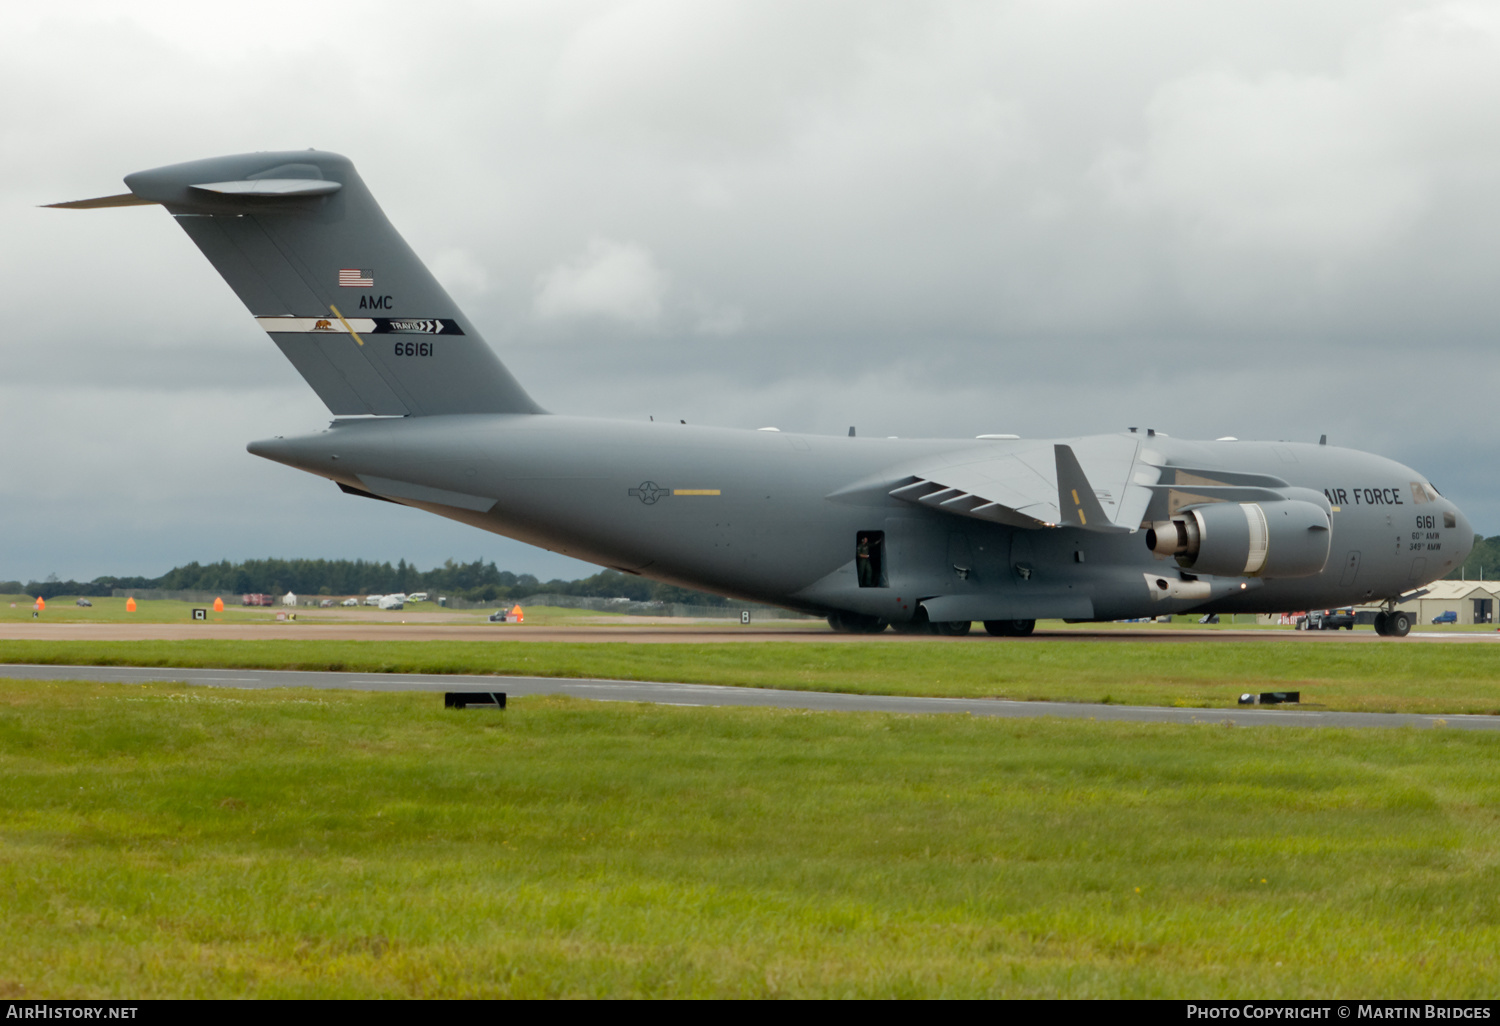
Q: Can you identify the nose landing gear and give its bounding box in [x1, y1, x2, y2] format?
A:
[1373, 608, 1411, 637]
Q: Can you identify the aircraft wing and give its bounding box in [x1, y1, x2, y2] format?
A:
[887, 435, 1158, 532]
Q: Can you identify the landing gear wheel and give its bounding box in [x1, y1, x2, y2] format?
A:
[984, 619, 1036, 637]
[932, 620, 972, 636]
[890, 608, 931, 634]
[1389, 611, 1412, 638]
[1373, 611, 1389, 636]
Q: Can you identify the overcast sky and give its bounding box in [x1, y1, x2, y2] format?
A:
[4, 0, 1499, 583]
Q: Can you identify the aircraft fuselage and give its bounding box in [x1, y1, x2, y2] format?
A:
[250, 415, 1472, 623]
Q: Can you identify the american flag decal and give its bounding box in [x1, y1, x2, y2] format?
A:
[338, 268, 374, 287]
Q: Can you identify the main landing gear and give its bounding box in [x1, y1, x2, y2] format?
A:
[826, 611, 889, 634]
[885, 608, 972, 635]
[983, 619, 1036, 637]
[829, 608, 1036, 637]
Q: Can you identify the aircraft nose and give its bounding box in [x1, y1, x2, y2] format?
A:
[1453, 505, 1475, 563]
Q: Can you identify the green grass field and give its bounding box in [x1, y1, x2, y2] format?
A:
[3, 595, 273, 624]
[2, 677, 1497, 998]
[3, 636, 1500, 714]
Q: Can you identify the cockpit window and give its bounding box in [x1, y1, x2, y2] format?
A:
[1410, 482, 1440, 504]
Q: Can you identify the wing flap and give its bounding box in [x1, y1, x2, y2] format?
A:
[887, 435, 1146, 532]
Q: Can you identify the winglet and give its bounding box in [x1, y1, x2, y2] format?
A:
[1055, 444, 1129, 533]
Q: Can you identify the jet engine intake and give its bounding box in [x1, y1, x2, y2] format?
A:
[1146, 500, 1331, 578]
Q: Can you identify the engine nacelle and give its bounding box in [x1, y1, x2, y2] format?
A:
[1145, 500, 1331, 578]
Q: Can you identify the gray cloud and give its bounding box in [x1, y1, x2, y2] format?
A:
[533, 237, 671, 327]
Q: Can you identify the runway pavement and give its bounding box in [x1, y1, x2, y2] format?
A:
[4, 663, 1499, 731]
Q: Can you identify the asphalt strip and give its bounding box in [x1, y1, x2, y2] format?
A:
[4, 663, 1498, 731]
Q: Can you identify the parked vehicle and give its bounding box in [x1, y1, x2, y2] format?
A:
[242, 593, 273, 606]
[341, 598, 359, 607]
[1300, 608, 1356, 630]
[378, 594, 405, 610]
[407, 592, 429, 603]
[75, 598, 92, 607]
[1432, 610, 1458, 624]
[364, 595, 383, 606]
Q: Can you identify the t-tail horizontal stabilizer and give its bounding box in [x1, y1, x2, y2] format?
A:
[43, 194, 156, 209]
[1055, 444, 1130, 533]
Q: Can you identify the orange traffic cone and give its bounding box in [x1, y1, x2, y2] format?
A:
[213, 596, 224, 612]
[34, 596, 45, 612]
[125, 597, 136, 612]
[511, 604, 524, 623]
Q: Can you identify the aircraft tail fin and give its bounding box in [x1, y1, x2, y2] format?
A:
[92, 151, 541, 417]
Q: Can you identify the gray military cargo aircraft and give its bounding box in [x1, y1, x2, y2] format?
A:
[51, 150, 1473, 637]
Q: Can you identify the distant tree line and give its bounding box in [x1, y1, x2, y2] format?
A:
[8, 537, 1498, 601]
[0, 558, 728, 606]
[1450, 535, 1500, 581]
